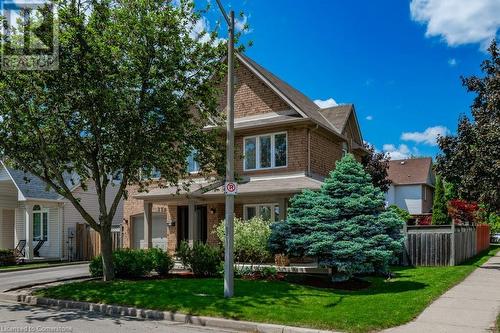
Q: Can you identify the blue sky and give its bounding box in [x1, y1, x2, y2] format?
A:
[200, 0, 500, 159]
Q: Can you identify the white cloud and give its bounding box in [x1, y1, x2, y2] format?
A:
[410, 0, 500, 49]
[314, 98, 338, 108]
[401, 125, 450, 146]
[235, 14, 252, 34]
[448, 58, 458, 66]
[365, 115, 373, 121]
[189, 16, 224, 45]
[383, 144, 411, 160]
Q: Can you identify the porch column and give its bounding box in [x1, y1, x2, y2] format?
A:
[188, 200, 196, 247]
[143, 202, 153, 249]
[278, 198, 287, 221]
[25, 204, 34, 260]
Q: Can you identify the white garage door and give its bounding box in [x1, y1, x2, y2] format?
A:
[132, 213, 168, 250]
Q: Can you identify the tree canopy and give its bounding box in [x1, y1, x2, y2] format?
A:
[361, 142, 392, 193]
[0, 0, 226, 280]
[436, 40, 499, 213]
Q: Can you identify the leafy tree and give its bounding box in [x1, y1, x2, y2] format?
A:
[0, 0, 226, 280]
[432, 175, 450, 225]
[436, 40, 500, 214]
[361, 142, 392, 193]
[444, 181, 458, 202]
[284, 154, 404, 281]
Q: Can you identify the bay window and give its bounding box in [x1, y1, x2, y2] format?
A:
[244, 132, 287, 170]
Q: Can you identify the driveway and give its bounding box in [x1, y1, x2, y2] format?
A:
[0, 263, 90, 292]
[0, 301, 236, 333]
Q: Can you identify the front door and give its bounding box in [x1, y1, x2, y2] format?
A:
[176, 205, 208, 249]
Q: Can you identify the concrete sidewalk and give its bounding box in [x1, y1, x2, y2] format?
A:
[385, 251, 500, 333]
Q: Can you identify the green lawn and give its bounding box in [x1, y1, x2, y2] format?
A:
[36, 246, 499, 333]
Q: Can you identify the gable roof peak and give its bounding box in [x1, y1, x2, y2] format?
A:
[235, 53, 342, 135]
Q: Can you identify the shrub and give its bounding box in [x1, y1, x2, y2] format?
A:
[216, 217, 272, 265]
[147, 248, 174, 276]
[0, 249, 16, 267]
[176, 241, 222, 277]
[387, 205, 411, 223]
[447, 199, 479, 224]
[89, 249, 154, 278]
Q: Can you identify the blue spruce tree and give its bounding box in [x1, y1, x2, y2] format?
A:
[285, 154, 404, 281]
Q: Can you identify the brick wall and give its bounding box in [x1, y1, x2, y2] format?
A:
[310, 130, 343, 178]
[219, 62, 291, 119]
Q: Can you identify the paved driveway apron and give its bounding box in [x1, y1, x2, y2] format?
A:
[0, 264, 90, 292]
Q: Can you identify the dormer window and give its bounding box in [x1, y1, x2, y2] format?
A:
[342, 142, 349, 157]
[244, 132, 287, 170]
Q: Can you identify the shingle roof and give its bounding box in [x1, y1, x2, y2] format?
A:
[6, 167, 80, 200]
[320, 104, 353, 133]
[237, 54, 342, 134]
[387, 158, 434, 186]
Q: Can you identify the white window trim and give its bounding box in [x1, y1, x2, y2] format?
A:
[32, 207, 49, 243]
[243, 131, 288, 171]
[243, 203, 279, 222]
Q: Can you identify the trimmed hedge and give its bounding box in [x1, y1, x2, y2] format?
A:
[90, 248, 173, 278]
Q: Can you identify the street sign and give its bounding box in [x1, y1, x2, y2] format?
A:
[225, 182, 238, 195]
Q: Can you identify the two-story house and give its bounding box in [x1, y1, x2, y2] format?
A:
[385, 157, 435, 215]
[122, 54, 367, 254]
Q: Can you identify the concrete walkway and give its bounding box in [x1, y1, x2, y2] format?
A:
[0, 263, 89, 292]
[385, 251, 500, 333]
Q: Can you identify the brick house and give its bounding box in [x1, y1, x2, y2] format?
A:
[122, 53, 367, 254]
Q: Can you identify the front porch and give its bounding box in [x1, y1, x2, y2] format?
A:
[126, 174, 323, 254]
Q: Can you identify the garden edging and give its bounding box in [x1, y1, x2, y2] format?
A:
[5, 293, 340, 333]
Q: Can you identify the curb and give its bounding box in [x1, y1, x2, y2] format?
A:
[8, 294, 338, 333]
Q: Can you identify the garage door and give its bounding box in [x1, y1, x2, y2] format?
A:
[132, 213, 168, 250]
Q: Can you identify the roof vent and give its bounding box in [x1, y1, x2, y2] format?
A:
[400, 161, 405, 165]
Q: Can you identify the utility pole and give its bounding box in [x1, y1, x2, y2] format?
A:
[215, 0, 235, 298]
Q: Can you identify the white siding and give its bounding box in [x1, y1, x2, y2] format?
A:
[394, 185, 424, 214]
[37, 205, 62, 258]
[62, 182, 124, 258]
[15, 203, 25, 247]
[0, 209, 15, 249]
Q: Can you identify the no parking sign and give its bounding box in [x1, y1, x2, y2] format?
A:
[225, 182, 238, 195]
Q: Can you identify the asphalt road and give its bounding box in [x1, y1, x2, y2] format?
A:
[0, 263, 90, 291]
[0, 301, 237, 333]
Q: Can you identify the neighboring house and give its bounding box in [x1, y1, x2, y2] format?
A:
[385, 157, 435, 215]
[0, 161, 123, 260]
[122, 53, 367, 254]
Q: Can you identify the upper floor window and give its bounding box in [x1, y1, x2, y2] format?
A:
[187, 150, 200, 173]
[244, 132, 287, 170]
[32, 205, 48, 242]
[342, 142, 349, 157]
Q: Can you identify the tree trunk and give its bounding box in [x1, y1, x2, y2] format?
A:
[100, 226, 115, 281]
